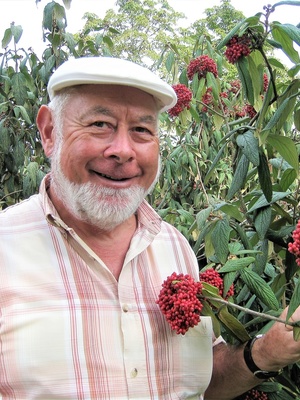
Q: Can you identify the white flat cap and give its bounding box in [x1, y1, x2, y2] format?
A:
[47, 57, 177, 112]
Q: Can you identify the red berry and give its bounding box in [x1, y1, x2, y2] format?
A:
[288, 220, 300, 266]
[168, 84, 192, 117]
[224, 34, 253, 64]
[239, 388, 269, 400]
[187, 55, 218, 80]
[199, 268, 234, 299]
[156, 272, 203, 334]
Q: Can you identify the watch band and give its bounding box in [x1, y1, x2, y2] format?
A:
[243, 334, 282, 379]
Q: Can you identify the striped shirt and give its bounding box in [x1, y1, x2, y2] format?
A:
[0, 175, 213, 399]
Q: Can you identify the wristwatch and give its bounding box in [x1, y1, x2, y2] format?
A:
[243, 334, 282, 379]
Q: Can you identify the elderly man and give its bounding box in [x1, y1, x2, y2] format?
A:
[0, 57, 299, 400]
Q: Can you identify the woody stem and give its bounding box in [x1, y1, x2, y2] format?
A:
[201, 295, 300, 328]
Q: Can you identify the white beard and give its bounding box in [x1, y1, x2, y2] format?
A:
[50, 137, 159, 231]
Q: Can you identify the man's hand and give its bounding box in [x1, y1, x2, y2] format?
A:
[253, 306, 300, 371]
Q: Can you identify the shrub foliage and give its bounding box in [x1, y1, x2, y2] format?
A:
[0, 0, 300, 398]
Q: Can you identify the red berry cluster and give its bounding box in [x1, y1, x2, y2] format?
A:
[187, 55, 218, 80]
[288, 220, 300, 266]
[238, 389, 269, 400]
[244, 104, 257, 119]
[263, 73, 269, 92]
[168, 83, 193, 117]
[224, 34, 252, 64]
[229, 79, 241, 94]
[199, 268, 234, 299]
[156, 272, 203, 335]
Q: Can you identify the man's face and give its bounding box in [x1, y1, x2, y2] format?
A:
[49, 84, 160, 230]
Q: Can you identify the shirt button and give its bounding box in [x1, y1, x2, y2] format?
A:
[122, 304, 129, 312]
[131, 368, 138, 378]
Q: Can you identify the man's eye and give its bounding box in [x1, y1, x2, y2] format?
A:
[92, 121, 107, 128]
[134, 127, 152, 135]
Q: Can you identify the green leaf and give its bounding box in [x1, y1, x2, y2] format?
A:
[293, 326, 300, 341]
[217, 307, 250, 342]
[204, 142, 227, 185]
[272, 23, 300, 63]
[257, 151, 272, 203]
[165, 51, 175, 73]
[219, 257, 255, 273]
[273, 0, 300, 6]
[247, 52, 264, 104]
[13, 140, 25, 168]
[240, 269, 279, 310]
[196, 206, 213, 230]
[215, 203, 244, 222]
[226, 154, 249, 200]
[10, 24, 23, 44]
[294, 109, 300, 130]
[247, 191, 291, 213]
[201, 299, 221, 338]
[262, 95, 299, 136]
[2, 28, 12, 48]
[206, 71, 219, 100]
[236, 130, 260, 166]
[287, 280, 300, 321]
[254, 206, 272, 240]
[14, 105, 32, 124]
[11, 73, 28, 105]
[236, 57, 254, 105]
[267, 135, 299, 171]
[212, 218, 231, 264]
[217, 16, 260, 49]
[274, 23, 300, 46]
[280, 168, 297, 190]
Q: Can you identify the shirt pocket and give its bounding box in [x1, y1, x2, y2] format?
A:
[170, 316, 213, 399]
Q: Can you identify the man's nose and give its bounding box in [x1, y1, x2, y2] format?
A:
[103, 129, 136, 163]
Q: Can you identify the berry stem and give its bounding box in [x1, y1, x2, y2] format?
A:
[200, 295, 300, 328]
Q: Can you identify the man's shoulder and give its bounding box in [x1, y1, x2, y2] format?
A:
[0, 194, 43, 224]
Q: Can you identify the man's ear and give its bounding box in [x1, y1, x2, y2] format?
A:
[36, 105, 56, 157]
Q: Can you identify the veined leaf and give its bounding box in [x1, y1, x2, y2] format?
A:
[236, 130, 260, 166]
[272, 23, 300, 63]
[240, 269, 279, 310]
[254, 206, 272, 240]
[226, 154, 249, 200]
[274, 23, 300, 46]
[294, 109, 300, 130]
[247, 191, 291, 213]
[257, 151, 272, 203]
[10, 24, 23, 44]
[204, 142, 227, 185]
[280, 168, 297, 190]
[196, 207, 213, 230]
[218, 307, 250, 342]
[201, 300, 221, 338]
[215, 203, 244, 222]
[2, 28, 12, 48]
[286, 280, 300, 322]
[261, 93, 298, 133]
[212, 218, 231, 264]
[11, 73, 27, 105]
[219, 257, 255, 273]
[267, 135, 299, 172]
[236, 57, 254, 105]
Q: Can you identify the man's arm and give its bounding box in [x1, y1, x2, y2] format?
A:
[204, 306, 300, 400]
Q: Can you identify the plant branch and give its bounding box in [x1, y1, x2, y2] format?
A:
[201, 295, 300, 328]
